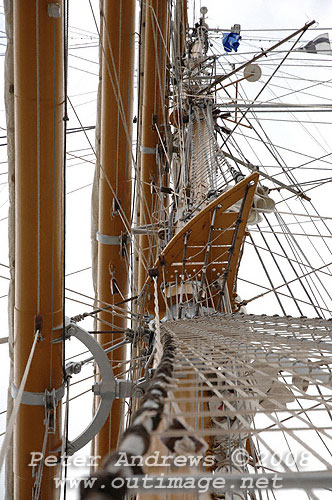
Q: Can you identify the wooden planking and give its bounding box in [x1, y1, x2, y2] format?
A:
[143, 173, 259, 313]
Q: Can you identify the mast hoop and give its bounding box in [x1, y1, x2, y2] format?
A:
[140, 145, 156, 154]
[10, 383, 65, 406]
[96, 231, 121, 246]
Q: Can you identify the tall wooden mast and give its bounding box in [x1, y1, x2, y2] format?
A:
[13, 0, 64, 498]
[137, 0, 169, 291]
[94, 0, 135, 460]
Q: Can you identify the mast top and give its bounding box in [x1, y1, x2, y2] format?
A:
[200, 6, 208, 17]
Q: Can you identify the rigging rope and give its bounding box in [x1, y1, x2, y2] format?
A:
[32, 411, 50, 500]
[0, 331, 40, 472]
[78, 314, 332, 499]
[35, 0, 41, 314]
[153, 276, 162, 365]
[61, 376, 70, 500]
[244, 260, 332, 307]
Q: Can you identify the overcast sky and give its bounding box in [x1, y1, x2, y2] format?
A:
[1, 1, 332, 498]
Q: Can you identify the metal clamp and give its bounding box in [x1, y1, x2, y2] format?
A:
[116, 379, 133, 399]
[45, 389, 57, 434]
[134, 378, 149, 398]
[48, 3, 61, 18]
[93, 379, 132, 399]
[11, 383, 65, 406]
[96, 232, 120, 245]
[140, 145, 156, 154]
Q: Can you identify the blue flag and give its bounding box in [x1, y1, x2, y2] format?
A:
[222, 32, 241, 53]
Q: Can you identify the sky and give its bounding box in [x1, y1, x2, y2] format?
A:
[1, 0, 332, 498]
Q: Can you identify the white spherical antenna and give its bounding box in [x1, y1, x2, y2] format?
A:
[244, 63, 262, 82]
[200, 6, 208, 15]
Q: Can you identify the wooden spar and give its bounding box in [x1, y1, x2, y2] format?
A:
[143, 173, 260, 315]
[13, 1, 64, 498]
[94, 0, 135, 461]
[133, 1, 146, 306]
[175, 0, 187, 58]
[137, 0, 169, 292]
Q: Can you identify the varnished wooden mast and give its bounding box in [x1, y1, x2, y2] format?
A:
[13, 0, 64, 498]
[175, 0, 187, 58]
[137, 0, 169, 291]
[94, 0, 135, 461]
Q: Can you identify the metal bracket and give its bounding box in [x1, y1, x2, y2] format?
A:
[65, 361, 82, 376]
[48, 3, 61, 18]
[96, 232, 121, 246]
[45, 389, 57, 434]
[134, 378, 149, 398]
[11, 383, 65, 406]
[93, 379, 132, 399]
[120, 232, 128, 258]
[116, 379, 133, 399]
[140, 145, 156, 154]
[52, 318, 132, 456]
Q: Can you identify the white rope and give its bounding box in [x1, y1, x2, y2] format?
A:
[153, 276, 162, 365]
[32, 411, 50, 500]
[0, 331, 39, 472]
[153, 316, 332, 478]
[246, 260, 332, 305]
[252, 208, 332, 221]
[250, 229, 332, 238]
[35, 0, 41, 313]
[58, 378, 70, 497]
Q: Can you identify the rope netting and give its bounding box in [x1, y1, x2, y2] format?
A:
[80, 313, 332, 499]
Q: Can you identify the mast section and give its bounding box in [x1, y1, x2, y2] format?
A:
[13, 0, 64, 498]
[137, 0, 169, 292]
[94, 0, 135, 460]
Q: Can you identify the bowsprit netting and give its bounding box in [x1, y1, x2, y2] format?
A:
[151, 313, 332, 498]
[81, 313, 332, 500]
